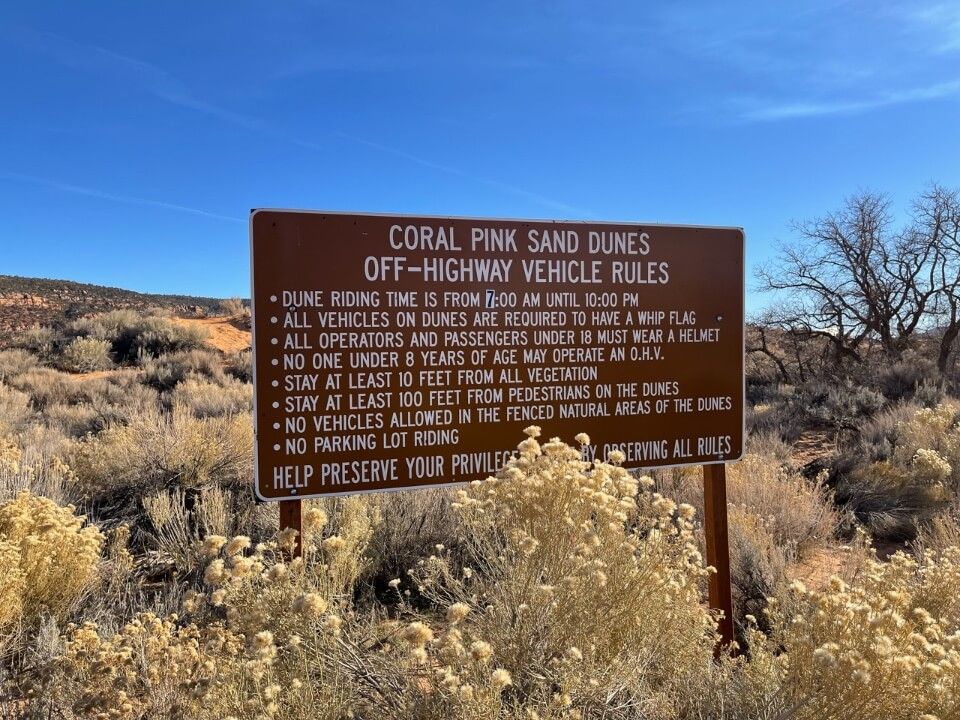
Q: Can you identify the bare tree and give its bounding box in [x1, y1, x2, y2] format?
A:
[746, 322, 791, 383]
[912, 185, 960, 374]
[758, 188, 959, 371]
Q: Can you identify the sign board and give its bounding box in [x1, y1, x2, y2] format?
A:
[250, 210, 744, 501]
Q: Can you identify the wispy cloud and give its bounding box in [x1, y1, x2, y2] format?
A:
[9, 26, 261, 129]
[900, 2, 960, 53]
[0, 170, 245, 223]
[740, 79, 960, 121]
[337, 132, 592, 217]
[10, 25, 583, 217]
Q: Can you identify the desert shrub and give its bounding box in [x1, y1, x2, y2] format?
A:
[171, 374, 252, 417]
[31, 432, 721, 719]
[835, 402, 960, 540]
[0, 383, 32, 433]
[34, 499, 381, 719]
[40, 613, 252, 718]
[658, 454, 838, 562]
[225, 348, 253, 383]
[745, 383, 807, 443]
[404, 429, 717, 715]
[0, 349, 39, 382]
[916, 504, 960, 558]
[838, 461, 950, 541]
[68, 407, 253, 501]
[69, 309, 141, 341]
[892, 402, 960, 477]
[656, 454, 839, 633]
[741, 551, 960, 719]
[44, 402, 104, 437]
[141, 485, 274, 577]
[219, 297, 245, 317]
[727, 507, 787, 637]
[8, 422, 71, 470]
[0, 444, 76, 508]
[850, 401, 924, 463]
[747, 380, 796, 405]
[0, 539, 24, 632]
[746, 399, 806, 443]
[10, 325, 58, 360]
[6, 367, 81, 410]
[0, 491, 103, 625]
[744, 429, 794, 464]
[366, 490, 458, 591]
[876, 355, 940, 401]
[58, 336, 113, 373]
[141, 348, 223, 390]
[130, 316, 208, 360]
[27, 373, 155, 438]
[798, 380, 886, 431]
[23, 428, 960, 719]
[79, 373, 157, 429]
[914, 379, 947, 407]
[71, 311, 208, 363]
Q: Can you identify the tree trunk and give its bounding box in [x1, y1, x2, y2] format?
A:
[938, 321, 960, 375]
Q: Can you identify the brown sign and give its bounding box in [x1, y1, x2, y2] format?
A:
[250, 210, 744, 500]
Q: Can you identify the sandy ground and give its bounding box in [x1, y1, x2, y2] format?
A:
[172, 316, 251, 354]
[784, 429, 849, 589]
[786, 546, 848, 588]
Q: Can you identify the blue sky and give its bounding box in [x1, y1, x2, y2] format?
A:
[1, 1, 958, 311]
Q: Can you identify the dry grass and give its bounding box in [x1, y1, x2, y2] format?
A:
[5, 432, 960, 718]
[658, 453, 839, 561]
[4, 309, 960, 717]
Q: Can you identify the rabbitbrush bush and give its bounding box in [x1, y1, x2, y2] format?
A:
[31, 430, 721, 719]
[407, 427, 718, 715]
[739, 549, 960, 719]
[16, 431, 960, 719]
[0, 491, 103, 627]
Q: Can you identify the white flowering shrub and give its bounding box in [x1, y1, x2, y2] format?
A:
[740, 550, 960, 719]
[13, 429, 960, 719]
[406, 427, 718, 715]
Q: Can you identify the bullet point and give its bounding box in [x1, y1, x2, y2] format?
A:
[271, 338, 278, 345]
[271, 358, 279, 366]
[273, 422, 280, 429]
[272, 380, 279, 387]
[273, 444, 280, 451]
[272, 401, 279, 408]
[270, 295, 277, 302]
[270, 316, 278, 324]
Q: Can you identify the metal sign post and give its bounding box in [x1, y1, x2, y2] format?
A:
[279, 498, 303, 558]
[703, 463, 734, 653]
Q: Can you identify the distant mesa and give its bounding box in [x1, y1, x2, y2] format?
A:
[0, 274, 238, 342]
